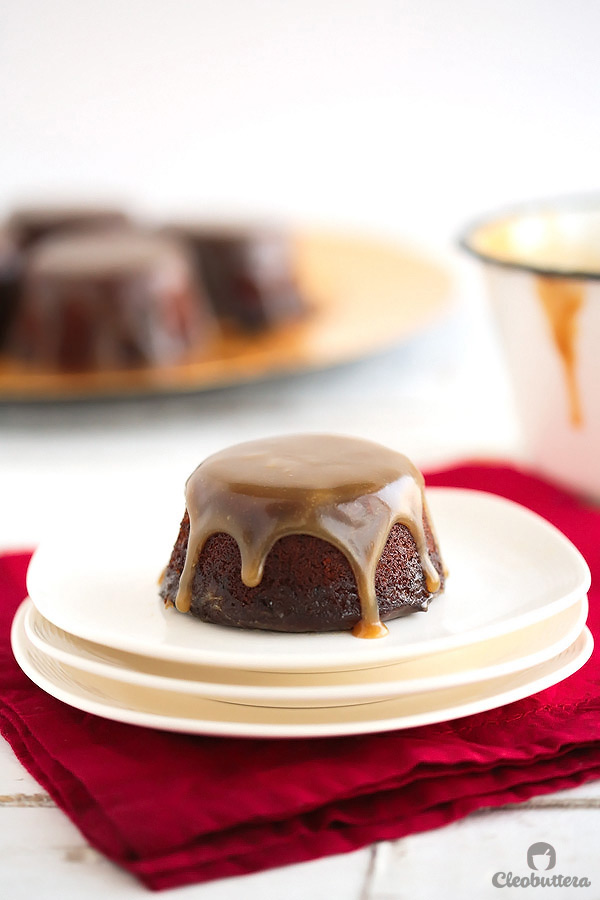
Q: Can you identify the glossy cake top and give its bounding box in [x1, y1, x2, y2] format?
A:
[28, 230, 190, 281]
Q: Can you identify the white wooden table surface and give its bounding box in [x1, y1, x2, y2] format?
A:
[1, 256, 599, 899]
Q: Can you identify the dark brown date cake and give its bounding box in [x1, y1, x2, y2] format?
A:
[160, 508, 445, 634]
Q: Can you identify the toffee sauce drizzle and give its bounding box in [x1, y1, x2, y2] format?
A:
[536, 277, 585, 428]
[174, 434, 441, 639]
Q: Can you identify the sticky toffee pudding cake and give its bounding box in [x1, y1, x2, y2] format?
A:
[6, 230, 215, 371]
[159, 435, 445, 639]
[0, 204, 308, 373]
[164, 224, 306, 332]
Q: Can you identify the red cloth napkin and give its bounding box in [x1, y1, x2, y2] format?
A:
[0, 464, 599, 891]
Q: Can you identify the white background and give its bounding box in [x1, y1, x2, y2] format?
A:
[2, 0, 600, 249]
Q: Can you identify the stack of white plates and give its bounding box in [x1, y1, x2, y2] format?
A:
[11, 489, 593, 738]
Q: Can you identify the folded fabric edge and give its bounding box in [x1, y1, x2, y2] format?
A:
[127, 743, 600, 878]
[3, 685, 600, 891]
[131, 759, 600, 891]
[3, 679, 599, 871]
[0, 708, 140, 863]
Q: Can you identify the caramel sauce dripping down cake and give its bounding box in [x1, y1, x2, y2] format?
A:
[159, 434, 446, 639]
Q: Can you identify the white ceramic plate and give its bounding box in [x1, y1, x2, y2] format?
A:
[23, 596, 589, 707]
[11, 601, 594, 737]
[26, 488, 591, 672]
